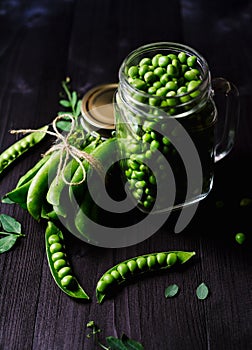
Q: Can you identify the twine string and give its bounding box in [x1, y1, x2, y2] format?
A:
[10, 114, 104, 185]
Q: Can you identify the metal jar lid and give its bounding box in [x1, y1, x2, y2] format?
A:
[80, 83, 118, 138]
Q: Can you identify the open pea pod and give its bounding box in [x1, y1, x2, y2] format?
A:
[45, 221, 90, 300]
[96, 250, 196, 303]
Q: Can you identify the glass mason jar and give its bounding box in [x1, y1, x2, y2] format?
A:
[114, 42, 239, 214]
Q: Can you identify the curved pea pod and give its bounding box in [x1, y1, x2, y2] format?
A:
[47, 138, 103, 218]
[26, 150, 62, 221]
[0, 125, 48, 175]
[45, 221, 90, 300]
[16, 154, 50, 188]
[96, 250, 196, 303]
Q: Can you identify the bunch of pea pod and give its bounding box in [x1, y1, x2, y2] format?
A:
[0, 83, 196, 302]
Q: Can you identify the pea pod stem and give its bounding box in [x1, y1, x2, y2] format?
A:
[0, 125, 48, 175]
[45, 221, 90, 300]
[96, 251, 196, 304]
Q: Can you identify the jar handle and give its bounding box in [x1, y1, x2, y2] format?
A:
[212, 77, 240, 162]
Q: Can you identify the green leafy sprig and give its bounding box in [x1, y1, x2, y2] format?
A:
[0, 214, 25, 254]
[86, 321, 144, 350]
[57, 77, 82, 131]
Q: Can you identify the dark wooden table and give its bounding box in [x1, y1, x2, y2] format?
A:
[0, 1, 252, 349]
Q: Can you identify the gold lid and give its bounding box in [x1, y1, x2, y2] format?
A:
[81, 83, 117, 137]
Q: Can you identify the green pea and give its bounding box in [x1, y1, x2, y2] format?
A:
[167, 53, 177, 61]
[117, 263, 129, 277]
[147, 255, 157, 268]
[160, 73, 169, 85]
[131, 78, 147, 91]
[153, 81, 162, 89]
[49, 243, 63, 254]
[171, 59, 181, 70]
[127, 159, 139, 170]
[103, 274, 115, 285]
[158, 55, 169, 67]
[235, 232, 246, 245]
[54, 259, 67, 271]
[148, 86, 157, 95]
[156, 252, 167, 265]
[149, 175, 156, 185]
[48, 234, 60, 245]
[61, 275, 75, 288]
[144, 71, 157, 84]
[125, 169, 132, 177]
[187, 55, 197, 67]
[184, 70, 198, 81]
[166, 81, 178, 91]
[58, 266, 72, 279]
[150, 140, 160, 151]
[111, 270, 121, 280]
[127, 260, 138, 273]
[51, 251, 65, 262]
[139, 64, 149, 76]
[162, 136, 170, 145]
[181, 64, 188, 74]
[146, 195, 155, 203]
[136, 257, 147, 270]
[96, 280, 108, 293]
[156, 87, 169, 97]
[154, 67, 165, 77]
[143, 200, 152, 209]
[135, 180, 146, 189]
[145, 150, 152, 159]
[149, 97, 160, 107]
[140, 164, 148, 172]
[152, 53, 162, 67]
[142, 133, 152, 143]
[139, 57, 152, 66]
[160, 100, 168, 108]
[178, 51, 187, 63]
[166, 253, 177, 266]
[167, 64, 178, 77]
[128, 65, 139, 78]
[131, 171, 145, 180]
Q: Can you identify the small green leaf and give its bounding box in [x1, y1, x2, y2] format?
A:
[106, 337, 127, 350]
[165, 284, 179, 298]
[121, 334, 144, 349]
[0, 214, 21, 234]
[59, 99, 71, 107]
[74, 99, 82, 118]
[0, 235, 18, 254]
[1, 197, 15, 204]
[71, 91, 77, 108]
[56, 120, 72, 132]
[196, 282, 209, 300]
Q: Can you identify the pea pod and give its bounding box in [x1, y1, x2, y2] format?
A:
[27, 150, 62, 220]
[0, 125, 48, 175]
[96, 250, 196, 303]
[45, 221, 90, 300]
[16, 154, 50, 187]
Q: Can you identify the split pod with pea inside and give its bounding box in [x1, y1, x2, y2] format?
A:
[45, 221, 90, 300]
[96, 250, 196, 303]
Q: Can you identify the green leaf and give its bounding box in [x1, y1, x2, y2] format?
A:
[196, 282, 209, 300]
[71, 91, 77, 108]
[165, 284, 179, 298]
[74, 99, 82, 118]
[121, 334, 144, 349]
[59, 99, 71, 107]
[56, 120, 72, 132]
[0, 235, 18, 254]
[0, 214, 21, 234]
[106, 337, 128, 350]
[1, 197, 15, 204]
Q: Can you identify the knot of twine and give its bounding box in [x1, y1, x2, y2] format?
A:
[10, 114, 104, 186]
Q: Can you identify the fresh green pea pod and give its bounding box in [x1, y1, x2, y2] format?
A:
[96, 250, 196, 303]
[2, 178, 33, 205]
[45, 221, 90, 300]
[0, 125, 48, 175]
[27, 150, 62, 220]
[47, 138, 102, 210]
[16, 154, 51, 188]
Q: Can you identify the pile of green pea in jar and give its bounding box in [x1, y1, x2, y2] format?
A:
[115, 48, 216, 213]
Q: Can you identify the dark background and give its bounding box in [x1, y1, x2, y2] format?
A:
[0, 1, 252, 349]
